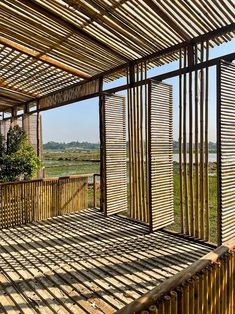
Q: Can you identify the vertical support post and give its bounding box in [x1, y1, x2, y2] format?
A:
[98, 77, 105, 212]
[217, 62, 222, 246]
[194, 44, 199, 238]
[11, 107, 17, 126]
[93, 174, 98, 208]
[36, 104, 41, 158]
[200, 42, 205, 240]
[188, 44, 194, 236]
[179, 48, 184, 234]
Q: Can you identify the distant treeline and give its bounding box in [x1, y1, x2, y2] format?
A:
[44, 140, 217, 152]
[43, 141, 100, 150]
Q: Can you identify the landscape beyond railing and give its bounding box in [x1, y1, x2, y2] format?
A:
[117, 238, 235, 314]
[0, 173, 100, 229]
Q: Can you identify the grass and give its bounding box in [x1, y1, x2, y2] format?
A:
[43, 150, 218, 243]
[169, 172, 217, 244]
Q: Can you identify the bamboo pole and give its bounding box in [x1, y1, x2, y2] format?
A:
[194, 44, 199, 239]
[127, 68, 133, 217]
[170, 291, 177, 314]
[136, 65, 142, 221]
[200, 42, 205, 240]
[179, 48, 184, 234]
[140, 62, 146, 222]
[133, 68, 138, 219]
[205, 41, 209, 241]
[183, 46, 189, 235]
[188, 45, 194, 236]
[145, 61, 149, 224]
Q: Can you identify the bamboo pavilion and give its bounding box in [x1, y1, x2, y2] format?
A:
[0, 1, 234, 313]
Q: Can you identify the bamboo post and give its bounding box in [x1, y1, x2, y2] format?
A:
[136, 64, 142, 221]
[194, 44, 199, 239]
[140, 62, 146, 222]
[204, 41, 209, 241]
[188, 44, 194, 236]
[200, 41, 205, 240]
[145, 61, 149, 224]
[127, 68, 133, 217]
[93, 174, 96, 208]
[183, 46, 189, 235]
[179, 48, 184, 234]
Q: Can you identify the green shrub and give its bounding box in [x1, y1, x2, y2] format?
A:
[0, 125, 41, 182]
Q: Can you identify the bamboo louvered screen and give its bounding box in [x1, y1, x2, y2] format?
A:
[178, 43, 210, 241]
[218, 60, 235, 244]
[148, 81, 174, 231]
[0, 175, 88, 229]
[100, 94, 128, 215]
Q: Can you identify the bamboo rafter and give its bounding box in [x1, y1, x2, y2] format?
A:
[0, 0, 233, 111]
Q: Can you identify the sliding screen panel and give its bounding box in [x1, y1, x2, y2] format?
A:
[217, 60, 235, 244]
[148, 81, 174, 231]
[100, 94, 128, 216]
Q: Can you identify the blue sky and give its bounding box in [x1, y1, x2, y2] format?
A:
[42, 39, 235, 143]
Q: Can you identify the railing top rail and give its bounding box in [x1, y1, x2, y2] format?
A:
[117, 238, 235, 314]
[0, 173, 99, 186]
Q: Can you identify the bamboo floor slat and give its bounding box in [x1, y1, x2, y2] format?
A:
[0, 208, 211, 314]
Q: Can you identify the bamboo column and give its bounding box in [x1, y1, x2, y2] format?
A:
[183, 47, 189, 235]
[200, 42, 205, 239]
[188, 45, 194, 235]
[194, 44, 199, 238]
[145, 61, 149, 223]
[179, 48, 184, 234]
[205, 41, 209, 241]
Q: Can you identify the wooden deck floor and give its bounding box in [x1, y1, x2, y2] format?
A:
[0, 208, 212, 314]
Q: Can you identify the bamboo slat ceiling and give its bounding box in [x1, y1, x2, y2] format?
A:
[0, 0, 234, 111]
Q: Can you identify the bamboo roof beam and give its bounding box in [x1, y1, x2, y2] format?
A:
[0, 36, 90, 79]
[0, 83, 37, 98]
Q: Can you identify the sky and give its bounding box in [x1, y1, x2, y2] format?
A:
[42, 39, 235, 144]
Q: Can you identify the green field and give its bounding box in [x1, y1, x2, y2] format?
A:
[43, 150, 217, 243]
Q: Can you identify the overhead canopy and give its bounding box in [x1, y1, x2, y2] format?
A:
[0, 0, 234, 112]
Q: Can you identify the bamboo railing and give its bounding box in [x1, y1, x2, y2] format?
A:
[117, 238, 235, 314]
[0, 174, 99, 229]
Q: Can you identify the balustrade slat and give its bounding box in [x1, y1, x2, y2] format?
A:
[0, 175, 89, 228]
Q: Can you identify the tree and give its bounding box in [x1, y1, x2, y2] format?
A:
[0, 125, 41, 182]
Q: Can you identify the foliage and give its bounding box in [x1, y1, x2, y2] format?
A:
[0, 125, 41, 182]
[0, 133, 5, 158]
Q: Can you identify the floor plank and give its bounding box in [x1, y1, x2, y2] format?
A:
[0, 208, 212, 313]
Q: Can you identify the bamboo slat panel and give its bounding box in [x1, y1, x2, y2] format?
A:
[148, 81, 174, 231]
[117, 238, 235, 314]
[100, 94, 128, 216]
[37, 79, 100, 110]
[0, 175, 88, 229]
[218, 60, 235, 244]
